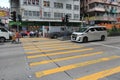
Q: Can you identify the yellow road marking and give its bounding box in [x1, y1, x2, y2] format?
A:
[27, 48, 93, 59]
[24, 48, 40, 50]
[75, 66, 120, 80]
[27, 43, 75, 48]
[24, 45, 82, 52]
[25, 46, 83, 54]
[32, 41, 70, 45]
[23, 43, 74, 49]
[35, 56, 120, 78]
[33, 43, 74, 46]
[22, 40, 67, 46]
[30, 51, 103, 66]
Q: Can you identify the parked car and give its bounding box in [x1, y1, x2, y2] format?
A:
[0, 27, 13, 42]
[71, 26, 107, 43]
[49, 31, 72, 39]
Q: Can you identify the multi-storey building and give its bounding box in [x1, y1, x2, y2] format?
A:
[81, 0, 120, 29]
[10, 0, 81, 33]
[0, 7, 10, 27]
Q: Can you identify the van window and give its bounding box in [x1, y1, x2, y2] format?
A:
[0, 28, 8, 32]
[102, 27, 107, 31]
[77, 28, 88, 32]
[95, 28, 103, 31]
[89, 28, 95, 32]
[95, 27, 107, 31]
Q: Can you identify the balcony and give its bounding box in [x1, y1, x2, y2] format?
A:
[95, 16, 117, 21]
[88, 0, 103, 4]
[89, 0, 119, 5]
[88, 7, 118, 14]
[88, 7, 105, 12]
[85, 16, 117, 21]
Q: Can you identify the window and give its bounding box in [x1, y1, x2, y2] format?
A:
[36, 0, 39, 5]
[0, 28, 7, 32]
[74, 5, 79, 10]
[54, 13, 64, 18]
[44, 1, 50, 7]
[54, 2, 63, 9]
[44, 12, 51, 18]
[23, 0, 27, 4]
[89, 28, 95, 32]
[74, 14, 79, 19]
[32, 0, 35, 5]
[29, 11, 32, 16]
[24, 10, 39, 17]
[73, 0, 79, 1]
[95, 27, 107, 31]
[36, 11, 40, 16]
[24, 10, 28, 16]
[28, 0, 31, 5]
[33, 11, 36, 16]
[66, 4, 72, 10]
[23, 0, 39, 5]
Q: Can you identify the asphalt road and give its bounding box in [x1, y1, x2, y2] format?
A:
[0, 36, 120, 80]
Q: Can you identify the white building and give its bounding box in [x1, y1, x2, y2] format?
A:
[10, 0, 81, 33]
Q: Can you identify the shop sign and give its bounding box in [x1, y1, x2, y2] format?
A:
[0, 10, 8, 17]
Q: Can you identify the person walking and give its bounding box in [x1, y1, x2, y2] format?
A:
[15, 31, 21, 43]
[11, 30, 16, 43]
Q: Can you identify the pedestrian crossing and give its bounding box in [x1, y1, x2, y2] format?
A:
[35, 56, 120, 78]
[21, 38, 120, 80]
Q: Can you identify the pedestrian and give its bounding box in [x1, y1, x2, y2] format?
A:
[15, 31, 21, 43]
[39, 31, 42, 37]
[11, 32, 16, 43]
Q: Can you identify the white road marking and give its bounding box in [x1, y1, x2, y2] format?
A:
[91, 43, 120, 50]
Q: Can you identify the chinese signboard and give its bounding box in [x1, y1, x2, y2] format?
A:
[0, 10, 8, 17]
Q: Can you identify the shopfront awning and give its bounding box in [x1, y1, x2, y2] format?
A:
[9, 21, 21, 26]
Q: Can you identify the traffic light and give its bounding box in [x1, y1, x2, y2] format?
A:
[62, 17, 65, 23]
[18, 14, 22, 22]
[11, 11, 16, 21]
[65, 14, 69, 23]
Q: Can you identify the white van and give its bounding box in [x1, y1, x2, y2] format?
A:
[71, 26, 107, 43]
[0, 27, 13, 42]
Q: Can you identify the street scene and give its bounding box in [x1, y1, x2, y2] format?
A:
[0, 0, 120, 80]
[0, 36, 120, 80]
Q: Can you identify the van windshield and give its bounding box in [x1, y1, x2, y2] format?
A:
[76, 28, 88, 32]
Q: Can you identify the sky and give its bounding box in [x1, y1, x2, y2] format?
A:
[0, 0, 10, 8]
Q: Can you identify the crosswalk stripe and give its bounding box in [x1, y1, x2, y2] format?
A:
[24, 45, 81, 50]
[25, 46, 83, 54]
[35, 56, 120, 78]
[23, 43, 75, 49]
[75, 66, 120, 80]
[22, 40, 68, 46]
[23, 43, 74, 49]
[30, 51, 103, 66]
[23, 44, 82, 50]
[32, 41, 70, 45]
[27, 48, 93, 59]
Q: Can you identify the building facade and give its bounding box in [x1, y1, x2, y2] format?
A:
[80, 0, 120, 29]
[10, 0, 81, 33]
[0, 7, 10, 27]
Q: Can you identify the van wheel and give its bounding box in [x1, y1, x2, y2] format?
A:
[0, 37, 5, 42]
[83, 37, 88, 43]
[101, 36, 105, 41]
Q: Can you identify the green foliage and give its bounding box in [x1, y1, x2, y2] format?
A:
[108, 26, 120, 36]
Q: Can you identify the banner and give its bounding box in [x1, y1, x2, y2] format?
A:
[0, 10, 8, 17]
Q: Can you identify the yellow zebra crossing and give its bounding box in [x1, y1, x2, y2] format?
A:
[21, 38, 120, 80]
